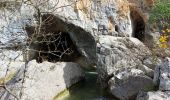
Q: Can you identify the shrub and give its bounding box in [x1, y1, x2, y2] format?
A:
[149, 0, 170, 29]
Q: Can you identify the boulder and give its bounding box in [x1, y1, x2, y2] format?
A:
[136, 91, 170, 100]
[97, 36, 156, 99]
[21, 60, 85, 100]
[97, 36, 152, 88]
[154, 57, 170, 91]
[0, 60, 85, 100]
[108, 69, 154, 100]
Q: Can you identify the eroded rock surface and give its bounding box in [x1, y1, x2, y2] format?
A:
[154, 57, 170, 91]
[97, 36, 155, 99]
[0, 0, 159, 100]
[137, 91, 170, 100]
[109, 69, 154, 100]
[0, 60, 84, 100]
[21, 60, 84, 100]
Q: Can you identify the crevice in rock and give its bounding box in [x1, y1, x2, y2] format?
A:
[115, 25, 119, 32]
[25, 14, 96, 67]
[130, 10, 145, 41]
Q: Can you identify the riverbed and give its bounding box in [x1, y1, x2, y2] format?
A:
[55, 71, 116, 100]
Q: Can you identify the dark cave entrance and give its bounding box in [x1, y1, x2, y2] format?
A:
[130, 10, 145, 41]
[25, 14, 96, 67]
[34, 31, 81, 63]
[26, 15, 82, 63]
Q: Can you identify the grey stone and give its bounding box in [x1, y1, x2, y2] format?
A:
[0, 50, 24, 62]
[138, 65, 154, 78]
[136, 91, 170, 100]
[96, 36, 155, 99]
[0, 60, 85, 100]
[109, 69, 154, 100]
[144, 32, 160, 48]
[153, 57, 170, 91]
[97, 36, 151, 88]
[143, 57, 162, 70]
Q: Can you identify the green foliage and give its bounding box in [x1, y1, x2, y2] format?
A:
[149, 0, 170, 28]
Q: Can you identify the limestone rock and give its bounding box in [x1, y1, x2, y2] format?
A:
[154, 57, 170, 91]
[0, 0, 157, 100]
[138, 65, 154, 78]
[0, 50, 24, 62]
[144, 32, 160, 48]
[143, 57, 162, 70]
[21, 60, 85, 100]
[97, 36, 155, 99]
[97, 36, 151, 87]
[0, 50, 24, 80]
[108, 69, 154, 100]
[136, 91, 170, 100]
[0, 60, 85, 100]
[0, 0, 133, 44]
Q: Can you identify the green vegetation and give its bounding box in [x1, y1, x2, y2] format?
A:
[149, 0, 170, 28]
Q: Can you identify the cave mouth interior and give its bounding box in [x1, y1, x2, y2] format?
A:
[35, 31, 81, 63]
[130, 10, 145, 41]
[26, 14, 82, 63]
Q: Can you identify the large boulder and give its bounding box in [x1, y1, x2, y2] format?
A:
[21, 61, 85, 100]
[109, 69, 154, 100]
[0, 60, 85, 100]
[97, 36, 154, 99]
[97, 36, 151, 86]
[154, 57, 170, 91]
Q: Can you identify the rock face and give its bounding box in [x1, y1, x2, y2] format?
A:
[137, 91, 170, 100]
[154, 57, 170, 91]
[21, 60, 84, 100]
[0, 0, 153, 67]
[0, 50, 23, 62]
[0, 0, 133, 42]
[143, 57, 162, 70]
[97, 36, 151, 83]
[109, 69, 154, 100]
[0, 0, 158, 100]
[97, 36, 155, 99]
[136, 57, 170, 100]
[0, 60, 84, 100]
[0, 50, 24, 82]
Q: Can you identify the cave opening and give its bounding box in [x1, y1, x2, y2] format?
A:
[25, 13, 96, 70]
[34, 31, 81, 63]
[130, 10, 145, 41]
[26, 14, 82, 63]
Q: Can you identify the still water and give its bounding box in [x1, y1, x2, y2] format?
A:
[55, 72, 116, 100]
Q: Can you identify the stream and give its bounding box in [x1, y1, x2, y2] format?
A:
[55, 71, 116, 100]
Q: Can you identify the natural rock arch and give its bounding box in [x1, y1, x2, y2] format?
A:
[25, 14, 96, 69]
